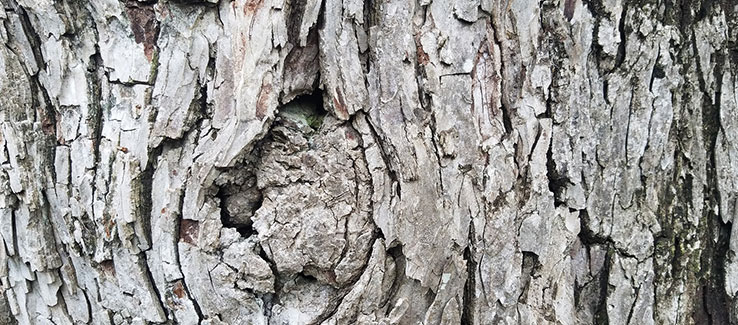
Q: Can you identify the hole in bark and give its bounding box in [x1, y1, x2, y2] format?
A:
[276, 91, 327, 133]
[216, 185, 261, 237]
[652, 64, 666, 79]
[214, 162, 263, 238]
[298, 272, 318, 282]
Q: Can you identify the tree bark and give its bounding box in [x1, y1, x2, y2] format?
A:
[1, 0, 737, 324]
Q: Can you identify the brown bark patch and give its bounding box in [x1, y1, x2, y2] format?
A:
[345, 129, 356, 142]
[99, 260, 116, 277]
[40, 113, 54, 136]
[255, 82, 273, 119]
[125, 2, 160, 61]
[166, 280, 187, 309]
[243, 0, 265, 15]
[172, 280, 186, 299]
[104, 218, 116, 239]
[564, 0, 576, 20]
[332, 88, 348, 119]
[416, 40, 429, 64]
[179, 219, 199, 245]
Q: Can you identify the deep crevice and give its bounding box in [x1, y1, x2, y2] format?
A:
[593, 247, 612, 325]
[612, 2, 628, 72]
[694, 30, 733, 324]
[382, 244, 406, 313]
[258, 246, 282, 311]
[648, 54, 665, 93]
[363, 116, 402, 200]
[518, 251, 542, 304]
[138, 252, 168, 319]
[546, 135, 568, 207]
[460, 220, 477, 325]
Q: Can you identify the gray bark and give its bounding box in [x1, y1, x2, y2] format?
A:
[0, 0, 737, 324]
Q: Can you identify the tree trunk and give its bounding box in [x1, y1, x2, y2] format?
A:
[1, 0, 737, 323]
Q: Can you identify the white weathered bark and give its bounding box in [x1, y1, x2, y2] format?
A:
[0, 0, 737, 324]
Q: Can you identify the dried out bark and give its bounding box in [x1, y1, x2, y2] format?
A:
[0, 0, 737, 324]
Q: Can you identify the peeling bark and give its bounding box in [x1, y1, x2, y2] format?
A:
[1, 0, 737, 324]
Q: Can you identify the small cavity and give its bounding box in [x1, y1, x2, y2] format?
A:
[276, 91, 327, 133]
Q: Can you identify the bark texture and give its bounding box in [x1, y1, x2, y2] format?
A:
[0, 0, 737, 324]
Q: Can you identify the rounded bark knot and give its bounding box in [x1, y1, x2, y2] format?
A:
[255, 78, 274, 119]
[210, 92, 375, 296]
